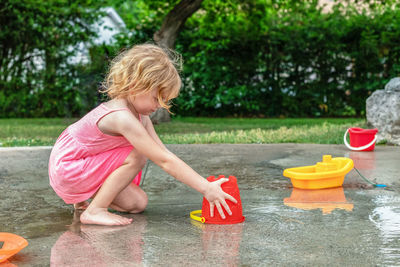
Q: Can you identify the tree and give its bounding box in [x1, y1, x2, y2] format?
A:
[154, 0, 203, 48]
[150, 0, 204, 123]
[0, 0, 104, 117]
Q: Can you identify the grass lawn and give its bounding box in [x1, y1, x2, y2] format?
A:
[0, 117, 366, 147]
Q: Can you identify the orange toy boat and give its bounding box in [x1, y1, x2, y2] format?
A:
[0, 233, 28, 263]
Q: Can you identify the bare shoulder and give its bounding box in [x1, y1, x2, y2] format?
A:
[101, 99, 135, 121]
[98, 99, 140, 136]
[102, 98, 130, 110]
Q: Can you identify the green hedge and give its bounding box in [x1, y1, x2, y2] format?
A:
[173, 0, 400, 117]
[1, 0, 400, 118]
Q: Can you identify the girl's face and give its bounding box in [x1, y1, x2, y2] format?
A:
[129, 89, 162, 116]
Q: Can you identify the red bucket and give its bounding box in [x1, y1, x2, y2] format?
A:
[344, 127, 378, 151]
[190, 175, 245, 224]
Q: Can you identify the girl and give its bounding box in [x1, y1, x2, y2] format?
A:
[48, 44, 236, 226]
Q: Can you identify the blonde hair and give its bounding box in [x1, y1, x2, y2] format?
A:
[102, 44, 182, 112]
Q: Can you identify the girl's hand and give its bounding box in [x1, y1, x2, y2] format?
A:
[203, 178, 238, 219]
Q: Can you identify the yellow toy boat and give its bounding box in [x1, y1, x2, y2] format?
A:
[283, 155, 354, 189]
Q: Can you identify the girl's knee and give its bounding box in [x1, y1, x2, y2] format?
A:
[129, 191, 148, 213]
[136, 192, 148, 212]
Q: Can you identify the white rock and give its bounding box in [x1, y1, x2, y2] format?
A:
[366, 78, 400, 145]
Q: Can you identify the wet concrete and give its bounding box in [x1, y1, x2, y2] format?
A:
[0, 144, 399, 266]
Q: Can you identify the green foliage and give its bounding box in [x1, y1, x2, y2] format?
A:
[1, 0, 400, 118]
[0, 0, 105, 117]
[173, 0, 400, 117]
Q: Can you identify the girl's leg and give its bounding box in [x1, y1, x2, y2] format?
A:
[80, 149, 147, 226]
[74, 201, 90, 210]
[109, 183, 148, 213]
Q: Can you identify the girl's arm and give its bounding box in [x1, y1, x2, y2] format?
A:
[142, 115, 169, 152]
[101, 111, 237, 219]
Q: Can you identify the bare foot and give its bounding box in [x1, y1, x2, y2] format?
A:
[74, 201, 90, 210]
[80, 208, 133, 226]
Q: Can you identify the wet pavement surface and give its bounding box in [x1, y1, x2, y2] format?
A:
[1, 144, 399, 266]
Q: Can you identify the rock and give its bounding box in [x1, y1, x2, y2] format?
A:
[150, 108, 171, 124]
[384, 77, 400, 92]
[366, 78, 400, 145]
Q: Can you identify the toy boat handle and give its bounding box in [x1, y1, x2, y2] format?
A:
[190, 210, 205, 223]
[343, 129, 377, 151]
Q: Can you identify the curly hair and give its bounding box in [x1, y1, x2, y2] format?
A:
[101, 43, 182, 112]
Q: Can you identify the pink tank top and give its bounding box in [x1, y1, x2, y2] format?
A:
[51, 104, 141, 165]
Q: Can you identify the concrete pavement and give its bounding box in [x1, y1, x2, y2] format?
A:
[1, 144, 399, 266]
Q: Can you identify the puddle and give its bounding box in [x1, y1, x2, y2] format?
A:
[346, 151, 377, 170]
[190, 221, 243, 266]
[369, 195, 400, 265]
[2, 144, 400, 266]
[283, 187, 354, 215]
[51, 212, 147, 266]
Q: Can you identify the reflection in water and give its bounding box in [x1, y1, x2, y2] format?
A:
[191, 220, 243, 266]
[345, 151, 378, 188]
[50, 211, 146, 266]
[369, 195, 400, 265]
[346, 151, 376, 170]
[284, 187, 354, 214]
[0, 261, 17, 267]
